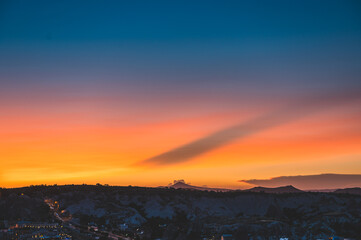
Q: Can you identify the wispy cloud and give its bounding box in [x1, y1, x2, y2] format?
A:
[138, 88, 361, 166]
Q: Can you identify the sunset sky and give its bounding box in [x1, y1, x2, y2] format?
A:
[1, 0, 361, 189]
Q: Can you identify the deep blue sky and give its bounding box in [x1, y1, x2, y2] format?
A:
[1, 0, 360, 93]
[1, 1, 361, 41]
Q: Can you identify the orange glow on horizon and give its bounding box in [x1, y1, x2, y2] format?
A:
[0, 95, 360, 189]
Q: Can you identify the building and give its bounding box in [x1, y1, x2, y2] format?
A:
[221, 234, 234, 240]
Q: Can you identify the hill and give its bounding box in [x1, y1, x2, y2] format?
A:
[164, 180, 231, 192]
[1, 185, 361, 239]
[245, 185, 304, 193]
[334, 187, 361, 195]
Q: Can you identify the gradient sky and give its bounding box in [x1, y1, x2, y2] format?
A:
[0, 0, 361, 189]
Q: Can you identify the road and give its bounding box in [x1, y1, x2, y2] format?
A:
[45, 199, 131, 240]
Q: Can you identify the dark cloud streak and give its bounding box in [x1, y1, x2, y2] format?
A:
[138, 88, 361, 166]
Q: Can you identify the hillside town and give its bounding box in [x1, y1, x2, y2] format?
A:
[1, 184, 360, 240]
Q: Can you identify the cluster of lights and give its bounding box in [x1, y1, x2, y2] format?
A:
[17, 223, 59, 229]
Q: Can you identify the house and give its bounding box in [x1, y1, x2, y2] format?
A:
[221, 234, 233, 240]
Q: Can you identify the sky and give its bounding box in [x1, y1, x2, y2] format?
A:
[0, 0, 361, 189]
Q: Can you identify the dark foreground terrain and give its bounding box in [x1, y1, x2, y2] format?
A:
[1, 185, 361, 240]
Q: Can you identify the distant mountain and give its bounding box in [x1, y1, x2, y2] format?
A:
[161, 180, 232, 192]
[245, 185, 303, 193]
[306, 189, 337, 193]
[240, 173, 361, 190]
[333, 187, 361, 195]
[161, 180, 304, 193]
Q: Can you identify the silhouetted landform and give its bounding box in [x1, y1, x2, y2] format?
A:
[0, 191, 50, 222]
[1, 184, 361, 239]
[245, 185, 303, 194]
[334, 187, 361, 195]
[162, 179, 359, 194]
[240, 173, 361, 190]
[162, 180, 303, 193]
[307, 189, 337, 193]
[161, 179, 231, 192]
